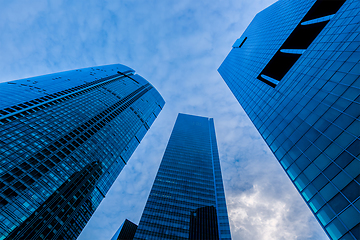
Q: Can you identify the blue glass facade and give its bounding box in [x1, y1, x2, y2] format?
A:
[111, 219, 138, 240]
[0, 64, 164, 240]
[134, 113, 231, 240]
[218, 0, 359, 239]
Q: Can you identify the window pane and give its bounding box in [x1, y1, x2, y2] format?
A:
[320, 183, 338, 202]
[316, 204, 335, 225]
[339, 206, 360, 230]
[342, 181, 360, 202]
[328, 193, 349, 214]
[326, 218, 347, 240]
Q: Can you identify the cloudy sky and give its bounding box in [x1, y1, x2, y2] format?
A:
[0, 0, 329, 239]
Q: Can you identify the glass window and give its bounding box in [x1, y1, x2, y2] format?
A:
[314, 118, 331, 132]
[312, 174, 328, 190]
[320, 183, 338, 202]
[346, 139, 360, 158]
[305, 127, 321, 142]
[295, 155, 311, 171]
[304, 145, 321, 160]
[335, 132, 354, 150]
[295, 173, 309, 191]
[335, 151, 355, 168]
[287, 163, 301, 180]
[345, 119, 360, 137]
[313, 154, 331, 170]
[323, 124, 342, 141]
[354, 197, 360, 212]
[332, 171, 352, 190]
[324, 143, 343, 160]
[288, 145, 302, 160]
[345, 160, 360, 178]
[275, 146, 286, 159]
[339, 206, 360, 231]
[280, 156, 293, 169]
[303, 164, 320, 181]
[309, 193, 325, 213]
[342, 181, 360, 202]
[316, 204, 335, 225]
[328, 193, 349, 214]
[323, 163, 341, 180]
[314, 135, 332, 151]
[296, 137, 311, 152]
[344, 102, 360, 117]
[302, 184, 317, 201]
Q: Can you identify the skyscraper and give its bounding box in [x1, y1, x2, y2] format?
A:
[0, 64, 164, 240]
[134, 113, 231, 240]
[111, 219, 138, 240]
[218, 0, 359, 239]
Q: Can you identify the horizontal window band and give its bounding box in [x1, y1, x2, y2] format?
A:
[260, 75, 279, 85]
[0, 72, 133, 123]
[0, 84, 152, 205]
[280, 49, 306, 54]
[301, 14, 335, 26]
[257, 76, 277, 88]
[259, 52, 301, 82]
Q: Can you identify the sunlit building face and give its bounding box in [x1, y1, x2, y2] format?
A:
[218, 0, 360, 239]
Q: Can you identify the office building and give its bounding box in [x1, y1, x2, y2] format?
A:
[218, 0, 359, 239]
[0, 64, 164, 240]
[111, 219, 138, 240]
[134, 113, 231, 240]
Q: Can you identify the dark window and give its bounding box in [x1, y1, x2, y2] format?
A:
[312, 174, 328, 190]
[323, 163, 341, 180]
[342, 181, 360, 202]
[328, 193, 349, 214]
[232, 36, 247, 48]
[335, 151, 354, 168]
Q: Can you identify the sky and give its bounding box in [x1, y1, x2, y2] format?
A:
[0, 0, 329, 239]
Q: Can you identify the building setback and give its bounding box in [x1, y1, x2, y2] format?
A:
[134, 113, 231, 240]
[218, 0, 359, 239]
[0, 64, 164, 240]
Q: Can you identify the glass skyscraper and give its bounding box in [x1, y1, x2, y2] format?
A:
[218, 0, 359, 239]
[134, 113, 231, 240]
[0, 64, 164, 240]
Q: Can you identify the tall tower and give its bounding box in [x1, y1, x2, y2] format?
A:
[134, 113, 231, 240]
[0, 64, 164, 240]
[218, 0, 359, 239]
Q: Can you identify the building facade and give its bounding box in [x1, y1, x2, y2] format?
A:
[111, 219, 138, 240]
[134, 113, 231, 240]
[218, 0, 359, 239]
[0, 64, 164, 240]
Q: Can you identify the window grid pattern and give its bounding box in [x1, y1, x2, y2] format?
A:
[0, 64, 165, 240]
[218, 0, 359, 239]
[134, 114, 231, 240]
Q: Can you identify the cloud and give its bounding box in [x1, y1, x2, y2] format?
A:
[0, 0, 328, 240]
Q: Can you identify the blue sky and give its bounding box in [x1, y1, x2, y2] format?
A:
[0, 0, 328, 239]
